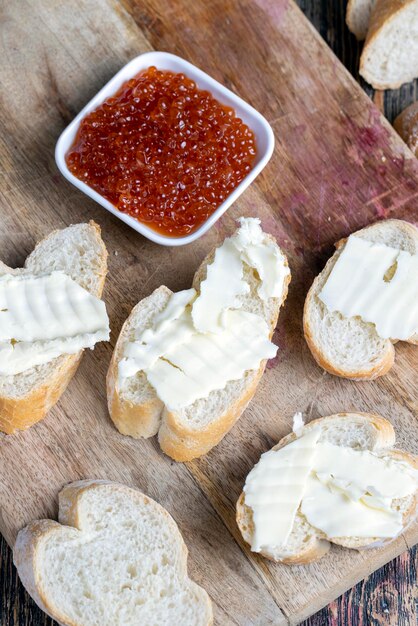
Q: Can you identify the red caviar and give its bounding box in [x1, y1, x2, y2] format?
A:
[66, 67, 257, 236]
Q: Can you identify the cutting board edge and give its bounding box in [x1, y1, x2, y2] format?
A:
[288, 530, 418, 624]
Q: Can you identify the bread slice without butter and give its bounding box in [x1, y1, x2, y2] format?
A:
[346, 0, 376, 39]
[107, 221, 290, 462]
[360, 0, 418, 89]
[394, 101, 418, 157]
[303, 219, 418, 380]
[0, 222, 108, 434]
[237, 413, 418, 565]
[13, 480, 213, 626]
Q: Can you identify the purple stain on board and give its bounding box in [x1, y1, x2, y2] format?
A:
[357, 126, 384, 153]
[280, 192, 308, 222]
[254, 0, 289, 25]
[391, 155, 405, 171]
[343, 107, 391, 161]
[259, 213, 295, 253]
[374, 202, 389, 218]
[266, 352, 281, 370]
[376, 165, 387, 183]
[293, 124, 307, 139]
[340, 108, 418, 220]
[287, 192, 308, 208]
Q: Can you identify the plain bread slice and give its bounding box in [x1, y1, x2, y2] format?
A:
[13, 479, 213, 626]
[360, 0, 418, 89]
[346, 0, 376, 39]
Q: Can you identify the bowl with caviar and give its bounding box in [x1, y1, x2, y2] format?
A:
[56, 52, 274, 245]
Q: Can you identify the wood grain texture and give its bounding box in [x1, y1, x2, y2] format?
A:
[297, 5, 418, 624]
[298, 0, 418, 122]
[0, 0, 417, 625]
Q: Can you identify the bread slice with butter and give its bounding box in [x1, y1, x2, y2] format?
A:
[14, 479, 213, 626]
[107, 218, 290, 461]
[237, 413, 418, 565]
[303, 219, 418, 380]
[0, 221, 108, 434]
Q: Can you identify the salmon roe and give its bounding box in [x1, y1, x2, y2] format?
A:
[66, 67, 257, 236]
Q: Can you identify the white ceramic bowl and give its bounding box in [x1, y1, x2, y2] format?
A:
[55, 51, 274, 246]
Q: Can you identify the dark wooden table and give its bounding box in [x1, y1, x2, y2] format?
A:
[0, 1, 417, 624]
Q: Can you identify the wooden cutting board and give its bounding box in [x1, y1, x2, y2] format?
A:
[1, 0, 417, 624]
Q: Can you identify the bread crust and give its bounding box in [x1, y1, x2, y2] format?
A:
[13, 520, 75, 626]
[360, 0, 418, 89]
[106, 286, 170, 439]
[346, 0, 376, 40]
[158, 367, 267, 462]
[107, 229, 291, 461]
[0, 221, 108, 434]
[394, 101, 418, 157]
[236, 413, 417, 565]
[303, 219, 418, 380]
[0, 354, 83, 434]
[13, 479, 213, 626]
[236, 492, 331, 565]
[158, 244, 291, 461]
[303, 276, 395, 381]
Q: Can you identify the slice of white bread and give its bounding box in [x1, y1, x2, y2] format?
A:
[303, 219, 418, 380]
[346, 0, 376, 40]
[107, 230, 290, 462]
[394, 101, 418, 156]
[360, 0, 418, 89]
[13, 479, 213, 626]
[237, 412, 418, 565]
[0, 222, 107, 434]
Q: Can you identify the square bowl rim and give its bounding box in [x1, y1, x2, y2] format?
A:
[55, 50, 275, 246]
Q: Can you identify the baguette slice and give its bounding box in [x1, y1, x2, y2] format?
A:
[303, 219, 418, 380]
[107, 230, 290, 462]
[237, 413, 418, 565]
[0, 221, 108, 434]
[360, 0, 418, 89]
[394, 101, 418, 156]
[346, 0, 376, 40]
[14, 479, 213, 626]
